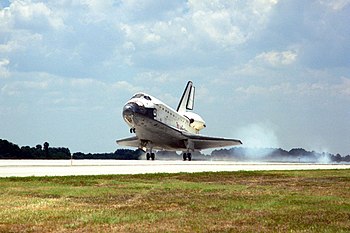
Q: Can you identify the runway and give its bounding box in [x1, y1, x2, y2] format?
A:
[1, 160, 350, 177]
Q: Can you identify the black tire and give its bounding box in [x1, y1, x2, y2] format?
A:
[183, 153, 187, 161]
[187, 153, 192, 161]
[151, 153, 155, 160]
[146, 153, 151, 160]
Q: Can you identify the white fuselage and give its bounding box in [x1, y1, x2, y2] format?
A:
[123, 93, 205, 136]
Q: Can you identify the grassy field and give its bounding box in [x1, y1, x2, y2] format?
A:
[0, 170, 349, 233]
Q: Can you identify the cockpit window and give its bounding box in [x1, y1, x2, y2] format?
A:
[131, 93, 144, 99]
[131, 93, 152, 101]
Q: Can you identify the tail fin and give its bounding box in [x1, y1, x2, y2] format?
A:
[177, 81, 195, 112]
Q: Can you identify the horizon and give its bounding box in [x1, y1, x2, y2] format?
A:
[1, 138, 348, 157]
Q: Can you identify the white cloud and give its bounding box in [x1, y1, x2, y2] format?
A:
[0, 0, 284, 73]
[80, 0, 115, 12]
[117, 0, 280, 66]
[251, 0, 279, 14]
[0, 73, 136, 114]
[71, 0, 117, 24]
[235, 83, 292, 95]
[188, 0, 279, 47]
[335, 77, 350, 96]
[111, 81, 142, 94]
[118, 0, 185, 22]
[235, 78, 350, 98]
[0, 33, 42, 53]
[255, 50, 298, 66]
[0, 0, 64, 31]
[120, 24, 150, 45]
[192, 9, 245, 46]
[69, 78, 105, 89]
[134, 71, 170, 84]
[319, 0, 350, 11]
[1, 78, 48, 96]
[221, 49, 299, 83]
[0, 58, 10, 78]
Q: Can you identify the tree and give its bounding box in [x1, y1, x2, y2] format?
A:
[334, 153, 342, 163]
[0, 139, 22, 159]
[44, 142, 49, 157]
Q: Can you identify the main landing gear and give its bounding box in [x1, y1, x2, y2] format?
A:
[146, 152, 155, 160]
[183, 152, 192, 161]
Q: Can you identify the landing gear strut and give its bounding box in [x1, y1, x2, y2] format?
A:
[183, 152, 192, 161]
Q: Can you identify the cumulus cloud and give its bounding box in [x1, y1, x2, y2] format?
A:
[334, 77, 350, 96]
[223, 49, 298, 83]
[189, 0, 279, 47]
[0, 58, 10, 78]
[236, 83, 292, 96]
[0, 0, 64, 31]
[120, 23, 162, 45]
[111, 81, 142, 94]
[254, 50, 298, 66]
[1, 73, 142, 97]
[0, 32, 42, 53]
[319, 0, 350, 11]
[0, 72, 138, 114]
[235, 78, 350, 99]
[134, 71, 170, 84]
[116, 0, 280, 68]
[1, 77, 49, 96]
[191, 7, 246, 46]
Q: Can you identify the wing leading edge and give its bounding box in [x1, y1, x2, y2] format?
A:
[116, 136, 139, 148]
[182, 132, 242, 150]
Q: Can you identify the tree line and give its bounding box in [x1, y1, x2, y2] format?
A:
[0, 139, 349, 162]
[209, 147, 350, 163]
[0, 139, 140, 160]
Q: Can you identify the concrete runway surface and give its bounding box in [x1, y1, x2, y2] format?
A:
[1, 160, 350, 177]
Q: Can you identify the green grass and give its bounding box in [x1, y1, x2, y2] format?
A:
[0, 170, 350, 232]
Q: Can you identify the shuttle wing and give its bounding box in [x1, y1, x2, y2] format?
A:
[183, 132, 242, 150]
[116, 136, 140, 148]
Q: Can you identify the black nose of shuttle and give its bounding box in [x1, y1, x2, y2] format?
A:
[123, 103, 138, 116]
[122, 102, 153, 126]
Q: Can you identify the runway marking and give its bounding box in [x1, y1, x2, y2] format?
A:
[1, 160, 349, 177]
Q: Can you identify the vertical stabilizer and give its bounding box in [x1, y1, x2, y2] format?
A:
[177, 81, 195, 112]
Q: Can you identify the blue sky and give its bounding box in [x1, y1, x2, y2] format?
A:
[0, 0, 349, 155]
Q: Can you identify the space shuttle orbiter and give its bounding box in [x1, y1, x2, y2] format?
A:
[117, 81, 242, 160]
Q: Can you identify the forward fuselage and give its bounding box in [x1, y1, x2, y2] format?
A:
[122, 93, 205, 150]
